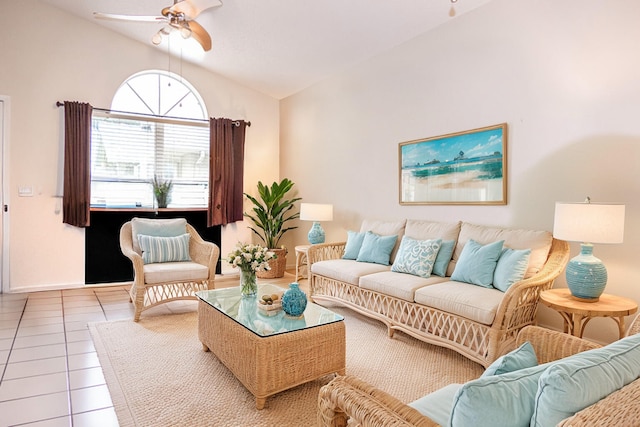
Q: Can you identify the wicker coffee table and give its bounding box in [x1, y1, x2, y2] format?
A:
[196, 285, 346, 409]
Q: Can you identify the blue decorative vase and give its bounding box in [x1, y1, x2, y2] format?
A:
[281, 282, 307, 317]
[307, 222, 326, 244]
[565, 243, 608, 302]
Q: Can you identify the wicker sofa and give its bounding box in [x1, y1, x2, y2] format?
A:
[318, 317, 640, 426]
[309, 219, 570, 367]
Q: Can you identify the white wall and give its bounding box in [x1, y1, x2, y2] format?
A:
[0, 0, 280, 291]
[280, 0, 640, 343]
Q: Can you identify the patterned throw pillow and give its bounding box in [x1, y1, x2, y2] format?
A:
[138, 233, 191, 264]
[391, 236, 442, 278]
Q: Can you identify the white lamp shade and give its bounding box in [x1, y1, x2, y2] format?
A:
[553, 202, 625, 244]
[300, 203, 333, 222]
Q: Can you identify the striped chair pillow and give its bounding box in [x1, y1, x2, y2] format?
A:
[137, 233, 191, 264]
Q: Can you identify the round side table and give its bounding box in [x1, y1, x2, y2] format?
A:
[540, 288, 638, 339]
[295, 245, 311, 281]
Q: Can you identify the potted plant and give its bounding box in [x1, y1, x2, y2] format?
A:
[152, 176, 173, 208]
[244, 178, 302, 278]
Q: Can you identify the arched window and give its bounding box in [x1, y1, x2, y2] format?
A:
[111, 70, 207, 119]
[90, 70, 210, 208]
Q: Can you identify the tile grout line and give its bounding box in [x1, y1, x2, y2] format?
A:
[60, 290, 75, 426]
[0, 297, 28, 387]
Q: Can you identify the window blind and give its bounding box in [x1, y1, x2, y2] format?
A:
[90, 111, 210, 208]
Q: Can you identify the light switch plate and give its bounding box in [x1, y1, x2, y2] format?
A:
[18, 186, 34, 197]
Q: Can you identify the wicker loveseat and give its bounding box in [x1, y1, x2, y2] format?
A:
[309, 219, 570, 367]
[318, 317, 640, 426]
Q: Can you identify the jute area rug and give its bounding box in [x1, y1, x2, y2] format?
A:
[89, 306, 483, 427]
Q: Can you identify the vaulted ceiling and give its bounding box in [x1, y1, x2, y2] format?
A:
[41, 0, 493, 99]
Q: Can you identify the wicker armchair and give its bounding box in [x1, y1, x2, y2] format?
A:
[318, 314, 640, 427]
[120, 220, 219, 321]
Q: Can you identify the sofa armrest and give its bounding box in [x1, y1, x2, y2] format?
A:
[307, 242, 346, 265]
[516, 326, 600, 364]
[557, 377, 640, 427]
[318, 375, 439, 427]
[485, 239, 570, 360]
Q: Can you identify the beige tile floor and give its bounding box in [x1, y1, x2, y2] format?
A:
[0, 273, 306, 427]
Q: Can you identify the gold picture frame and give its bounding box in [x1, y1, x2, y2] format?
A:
[399, 123, 507, 205]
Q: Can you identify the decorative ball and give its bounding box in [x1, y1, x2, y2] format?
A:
[281, 282, 307, 317]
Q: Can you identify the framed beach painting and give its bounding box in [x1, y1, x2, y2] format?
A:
[399, 123, 507, 205]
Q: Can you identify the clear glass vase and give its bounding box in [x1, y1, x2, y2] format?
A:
[240, 269, 258, 297]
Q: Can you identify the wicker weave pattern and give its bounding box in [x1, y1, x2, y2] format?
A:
[120, 221, 220, 322]
[256, 248, 287, 279]
[198, 300, 346, 409]
[516, 324, 600, 363]
[310, 239, 570, 367]
[317, 375, 438, 427]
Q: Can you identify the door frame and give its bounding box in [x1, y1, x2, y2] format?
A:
[1, 95, 10, 294]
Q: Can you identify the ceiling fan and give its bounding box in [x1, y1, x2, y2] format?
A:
[94, 0, 222, 52]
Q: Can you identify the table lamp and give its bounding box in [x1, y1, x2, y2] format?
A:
[553, 197, 625, 302]
[300, 203, 333, 244]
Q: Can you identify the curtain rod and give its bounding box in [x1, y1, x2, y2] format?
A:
[55, 101, 250, 127]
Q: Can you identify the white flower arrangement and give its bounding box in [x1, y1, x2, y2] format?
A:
[227, 243, 276, 273]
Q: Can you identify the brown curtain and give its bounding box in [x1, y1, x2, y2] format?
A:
[63, 101, 93, 227]
[208, 118, 247, 227]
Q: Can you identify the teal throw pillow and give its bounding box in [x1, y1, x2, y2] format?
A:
[449, 363, 549, 427]
[356, 231, 398, 266]
[450, 239, 504, 288]
[493, 248, 531, 292]
[482, 341, 537, 377]
[138, 233, 191, 264]
[342, 231, 366, 260]
[391, 236, 442, 278]
[432, 240, 455, 277]
[531, 333, 640, 427]
[409, 383, 462, 426]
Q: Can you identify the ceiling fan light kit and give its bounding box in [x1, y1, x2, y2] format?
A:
[94, 0, 221, 52]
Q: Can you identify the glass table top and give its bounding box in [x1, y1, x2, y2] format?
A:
[196, 284, 344, 337]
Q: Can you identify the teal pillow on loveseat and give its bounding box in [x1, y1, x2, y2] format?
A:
[448, 363, 549, 427]
[481, 341, 537, 377]
[531, 332, 640, 426]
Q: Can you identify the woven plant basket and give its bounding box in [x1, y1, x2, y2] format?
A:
[257, 248, 287, 279]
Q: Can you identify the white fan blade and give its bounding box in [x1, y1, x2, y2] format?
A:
[170, 0, 222, 20]
[93, 12, 166, 23]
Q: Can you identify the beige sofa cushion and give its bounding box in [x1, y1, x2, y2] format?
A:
[311, 259, 390, 286]
[143, 261, 209, 284]
[450, 222, 552, 278]
[360, 219, 407, 263]
[414, 281, 505, 325]
[405, 219, 461, 242]
[359, 271, 449, 302]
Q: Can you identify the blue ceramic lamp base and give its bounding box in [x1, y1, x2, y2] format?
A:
[565, 243, 608, 303]
[307, 222, 325, 244]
